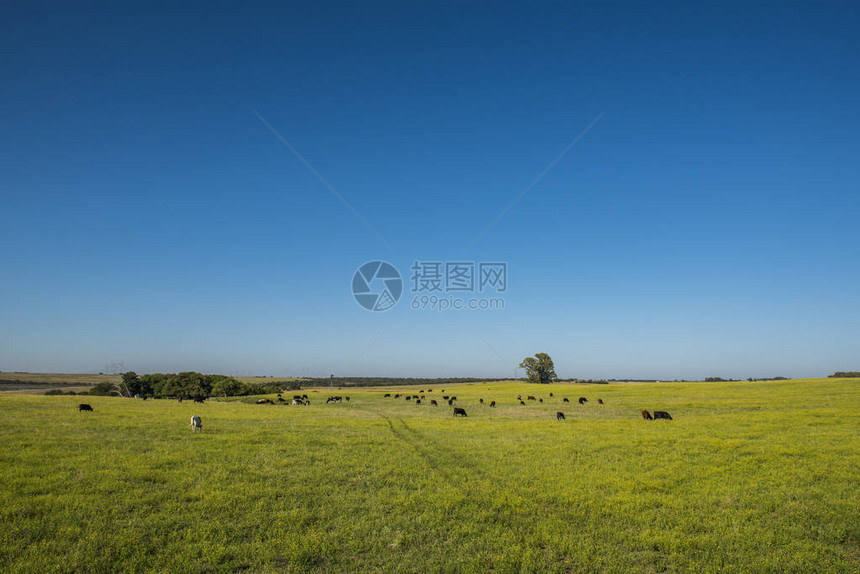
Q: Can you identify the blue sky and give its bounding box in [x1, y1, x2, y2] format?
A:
[1, 1, 858, 379]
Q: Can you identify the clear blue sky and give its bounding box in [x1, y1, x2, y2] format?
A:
[1, 1, 858, 379]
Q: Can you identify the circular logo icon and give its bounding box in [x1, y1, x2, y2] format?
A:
[352, 261, 403, 312]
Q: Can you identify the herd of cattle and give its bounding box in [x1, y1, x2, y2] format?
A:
[379, 390, 672, 422]
[77, 389, 673, 431]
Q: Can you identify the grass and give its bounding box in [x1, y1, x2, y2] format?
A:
[0, 379, 857, 572]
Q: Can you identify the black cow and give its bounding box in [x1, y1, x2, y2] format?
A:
[556, 411, 565, 421]
[578, 397, 588, 405]
[416, 399, 421, 405]
[450, 396, 457, 402]
[563, 397, 570, 403]
[443, 395, 450, 400]
[193, 397, 205, 404]
[448, 399, 454, 406]
[345, 396, 350, 402]
[489, 401, 496, 408]
[539, 398, 543, 403]
[406, 396, 411, 401]
[78, 403, 93, 412]
[653, 411, 673, 420]
[520, 400, 526, 405]
[549, 392, 554, 397]
[479, 398, 484, 404]
[642, 410, 653, 420]
[384, 393, 391, 398]
[453, 407, 467, 417]
[597, 398, 604, 405]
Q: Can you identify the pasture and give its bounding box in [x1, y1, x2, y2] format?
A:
[1, 379, 857, 572]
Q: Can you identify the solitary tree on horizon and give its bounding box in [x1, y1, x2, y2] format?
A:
[519, 353, 558, 384]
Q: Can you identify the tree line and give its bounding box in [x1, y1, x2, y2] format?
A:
[88, 372, 301, 400]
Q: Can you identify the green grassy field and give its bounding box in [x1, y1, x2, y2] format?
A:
[1, 379, 857, 572]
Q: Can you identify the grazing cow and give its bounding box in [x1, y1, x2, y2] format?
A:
[430, 400, 438, 406]
[527, 395, 536, 401]
[556, 411, 565, 421]
[517, 394, 522, 400]
[489, 401, 496, 408]
[193, 397, 205, 404]
[427, 389, 433, 392]
[345, 397, 350, 402]
[520, 400, 526, 405]
[653, 411, 673, 420]
[479, 398, 484, 404]
[420, 395, 425, 399]
[597, 398, 604, 405]
[78, 403, 93, 412]
[443, 395, 450, 400]
[642, 410, 653, 420]
[539, 398, 543, 403]
[416, 399, 421, 405]
[406, 396, 412, 401]
[549, 392, 554, 397]
[292, 399, 302, 405]
[450, 396, 457, 401]
[453, 407, 467, 417]
[190, 415, 202, 432]
[257, 398, 272, 404]
[420, 390, 424, 393]
[448, 399, 454, 406]
[293, 395, 302, 401]
[276, 397, 286, 403]
[578, 397, 588, 405]
[384, 393, 391, 398]
[302, 394, 308, 400]
[178, 397, 183, 403]
[563, 397, 570, 403]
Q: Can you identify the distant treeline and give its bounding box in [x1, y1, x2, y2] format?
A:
[828, 371, 860, 378]
[0, 380, 81, 387]
[301, 377, 513, 388]
[89, 372, 303, 400]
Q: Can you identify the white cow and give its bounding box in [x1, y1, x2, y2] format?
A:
[190, 415, 202, 432]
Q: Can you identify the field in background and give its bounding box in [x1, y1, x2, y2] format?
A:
[0, 372, 120, 394]
[1, 379, 857, 572]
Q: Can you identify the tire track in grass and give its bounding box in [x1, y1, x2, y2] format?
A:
[375, 411, 464, 491]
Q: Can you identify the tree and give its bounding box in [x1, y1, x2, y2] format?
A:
[211, 376, 245, 397]
[120, 371, 139, 397]
[519, 353, 558, 384]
